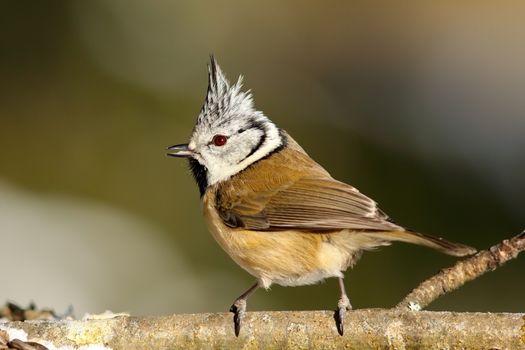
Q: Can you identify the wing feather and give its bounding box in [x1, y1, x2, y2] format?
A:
[214, 139, 400, 232]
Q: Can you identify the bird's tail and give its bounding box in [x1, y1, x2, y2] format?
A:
[370, 230, 476, 257]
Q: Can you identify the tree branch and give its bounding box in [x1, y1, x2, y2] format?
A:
[396, 230, 525, 311]
[1, 310, 524, 350]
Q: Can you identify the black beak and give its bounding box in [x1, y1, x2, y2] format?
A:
[167, 144, 193, 158]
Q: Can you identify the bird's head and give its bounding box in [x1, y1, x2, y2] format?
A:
[168, 57, 283, 195]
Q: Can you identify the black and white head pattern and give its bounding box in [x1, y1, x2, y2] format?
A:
[187, 57, 284, 193]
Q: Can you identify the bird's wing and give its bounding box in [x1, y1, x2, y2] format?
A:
[214, 147, 401, 232]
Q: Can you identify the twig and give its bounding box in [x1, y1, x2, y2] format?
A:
[396, 230, 525, 311]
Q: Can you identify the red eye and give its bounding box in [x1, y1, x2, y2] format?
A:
[212, 134, 228, 146]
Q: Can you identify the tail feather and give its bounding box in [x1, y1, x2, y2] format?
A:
[370, 230, 476, 257]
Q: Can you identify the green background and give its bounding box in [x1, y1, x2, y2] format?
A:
[0, 1, 523, 316]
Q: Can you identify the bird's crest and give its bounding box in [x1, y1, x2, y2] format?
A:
[198, 56, 256, 127]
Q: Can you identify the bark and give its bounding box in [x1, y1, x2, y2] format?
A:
[397, 231, 525, 311]
[1, 310, 524, 350]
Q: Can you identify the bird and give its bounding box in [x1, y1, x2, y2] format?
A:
[167, 56, 476, 337]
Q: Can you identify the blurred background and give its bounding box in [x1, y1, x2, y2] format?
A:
[0, 1, 523, 317]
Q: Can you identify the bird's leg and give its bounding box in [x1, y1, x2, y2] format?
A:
[334, 277, 352, 336]
[229, 281, 259, 337]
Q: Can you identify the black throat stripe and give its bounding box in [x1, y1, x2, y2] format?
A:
[189, 158, 208, 197]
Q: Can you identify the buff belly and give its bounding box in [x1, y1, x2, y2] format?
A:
[203, 198, 364, 289]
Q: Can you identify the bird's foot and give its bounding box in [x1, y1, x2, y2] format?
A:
[229, 298, 247, 337]
[334, 294, 352, 336]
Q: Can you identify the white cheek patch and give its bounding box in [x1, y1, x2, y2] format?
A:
[206, 122, 282, 186]
[218, 128, 264, 165]
[240, 128, 266, 160]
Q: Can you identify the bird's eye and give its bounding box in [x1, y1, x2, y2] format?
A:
[212, 134, 228, 146]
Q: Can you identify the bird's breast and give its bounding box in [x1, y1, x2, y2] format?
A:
[202, 189, 358, 288]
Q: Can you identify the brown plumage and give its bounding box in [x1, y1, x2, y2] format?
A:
[167, 57, 476, 337]
[213, 131, 474, 256]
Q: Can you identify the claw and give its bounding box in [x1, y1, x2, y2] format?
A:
[228, 282, 259, 337]
[334, 294, 351, 336]
[334, 306, 345, 335]
[230, 299, 247, 337]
